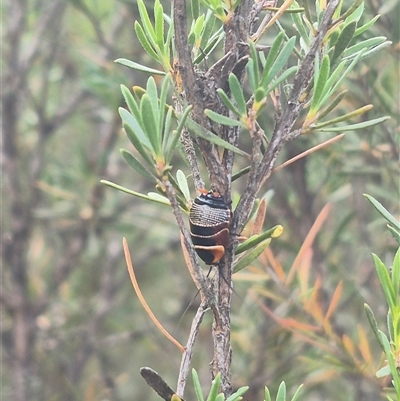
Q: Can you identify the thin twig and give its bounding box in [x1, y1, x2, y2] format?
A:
[272, 134, 345, 173]
[123, 237, 185, 353]
[176, 301, 208, 397]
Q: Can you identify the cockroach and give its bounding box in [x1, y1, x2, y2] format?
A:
[189, 190, 231, 265]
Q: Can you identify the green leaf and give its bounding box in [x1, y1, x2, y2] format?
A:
[342, 36, 387, 58]
[233, 239, 271, 273]
[206, 373, 221, 401]
[261, 32, 296, 88]
[331, 21, 357, 64]
[217, 88, 241, 117]
[236, 225, 283, 254]
[166, 173, 189, 211]
[261, 31, 285, 87]
[310, 54, 330, 113]
[373, 253, 396, 312]
[345, 1, 364, 23]
[120, 149, 156, 181]
[229, 73, 247, 116]
[191, 0, 200, 20]
[232, 165, 250, 181]
[122, 123, 155, 169]
[116, 58, 164, 75]
[134, 22, 159, 62]
[350, 40, 392, 62]
[199, 12, 217, 50]
[162, 107, 173, 156]
[380, 331, 400, 390]
[140, 94, 161, 156]
[354, 15, 380, 37]
[364, 303, 385, 351]
[176, 169, 191, 202]
[205, 109, 242, 127]
[147, 192, 171, 204]
[376, 364, 391, 378]
[314, 116, 390, 132]
[184, 117, 250, 157]
[291, 2, 310, 46]
[387, 311, 394, 343]
[264, 65, 297, 97]
[226, 387, 249, 401]
[247, 41, 259, 91]
[276, 382, 286, 401]
[391, 247, 400, 298]
[264, 386, 272, 401]
[101, 180, 171, 206]
[154, 0, 165, 53]
[388, 225, 400, 246]
[290, 384, 304, 401]
[312, 104, 373, 129]
[137, 0, 157, 45]
[146, 77, 160, 126]
[318, 89, 347, 119]
[364, 194, 400, 231]
[120, 85, 141, 122]
[262, 36, 296, 89]
[119, 107, 150, 148]
[320, 49, 365, 105]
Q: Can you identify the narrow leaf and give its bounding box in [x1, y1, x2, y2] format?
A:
[261, 31, 285, 86]
[176, 169, 191, 202]
[331, 21, 357, 64]
[101, 180, 170, 205]
[134, 22, 159, 62]
[120, 84, 141, 121]
[140, 95, 161, 156]
[236, 226, 283, 254]
[373, 253, 396, 312]
[120, 149, 156, 181]
[276, 382, 286, 401]
[364, 303, 385, 351]
[263, 36, 296, 88]
[226, 387, 249, 401]
[310, 54, 330, 112]
[122, 123, 154, 168]
[119, 107, 150, 148]
[318, 89, 347, 119]
[312, 104, 373, 129]
[248, 41, 259, 90]
[233, 239, 271, 273]
[184, 117, 250, 157]
[264, 386, 272, 401]
[291, 384, 304, 401]
[291, 2, 310, 46]
[192, 369, 204, 401]
[205, 109, 242, 127]
[392, 247, 400, 296]
[364, 194, 400, 231]
[116, 58, 164, 75]
[342, 36, 387, 58]
[154, 0, 165, 52]
[217, 88, 241, 117]
[354, 15, 380, 37]
[137, 0, 157, 45]
[229, 73, 247, 115]
[191, 0, 200, 19]
[206, 373, 221, 401]
[264, 65, 297, 97]
[315, 116, 390, 132]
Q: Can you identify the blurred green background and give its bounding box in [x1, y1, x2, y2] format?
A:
[2, 1, 399, 400]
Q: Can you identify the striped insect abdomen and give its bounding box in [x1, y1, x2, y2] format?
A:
[189, 191, 231, 265]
